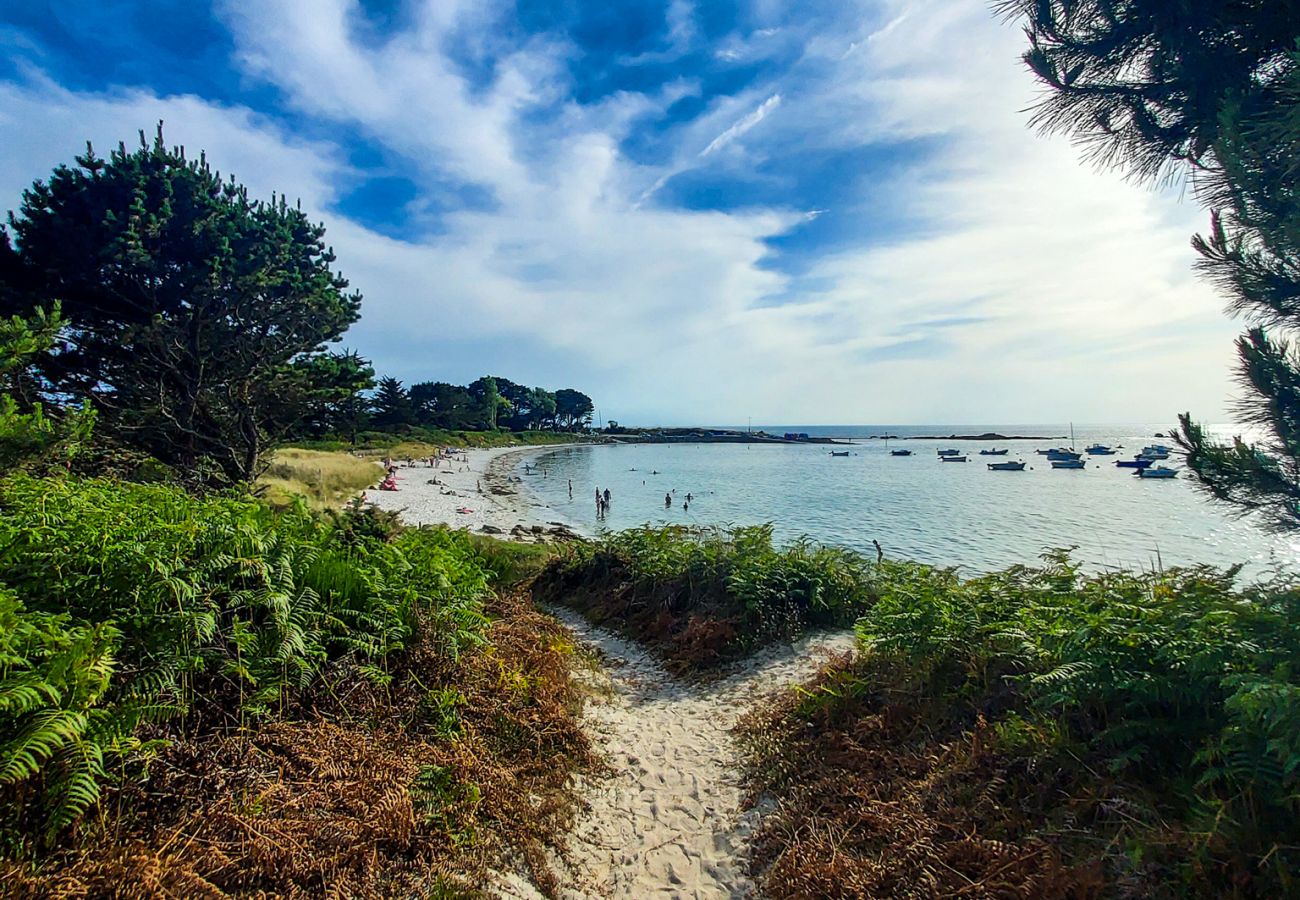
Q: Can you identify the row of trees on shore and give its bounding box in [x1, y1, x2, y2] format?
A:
[366, 375, 593, 435]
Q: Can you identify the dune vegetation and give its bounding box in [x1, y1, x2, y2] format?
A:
[532, 524, 906, 672]
[0, 472, 594, 896]
[256, 447, 383, 510]
[537, 526, 1300, 897]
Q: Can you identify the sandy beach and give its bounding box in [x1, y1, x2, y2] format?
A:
[364, 444, 581, 539]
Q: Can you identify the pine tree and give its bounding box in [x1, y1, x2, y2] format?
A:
[371, 376, 413, 429]
[0, 124, 362, 483]
[999, 0, 1300, 528]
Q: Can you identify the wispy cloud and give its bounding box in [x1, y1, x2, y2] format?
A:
[700, 93, 781, 156]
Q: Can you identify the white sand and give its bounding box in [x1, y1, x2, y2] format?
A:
[363, 445, 577, 538]
[544, 608, 856, 899]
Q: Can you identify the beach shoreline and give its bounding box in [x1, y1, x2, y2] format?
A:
[363, 443, 586, 541]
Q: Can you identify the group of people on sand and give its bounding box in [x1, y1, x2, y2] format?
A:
[376, 448, 473, 492]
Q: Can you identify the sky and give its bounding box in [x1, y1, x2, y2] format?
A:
[0, 0, 1246, 426]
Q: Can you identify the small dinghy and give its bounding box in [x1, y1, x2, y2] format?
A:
[890, 449, 913, 456]
[830, 450, 850, 457]
[937, 448, 960, 456]
[1136, 466, 1178, 478]
[940, 455, 968, 462]
[1116, 457, 1153, 469]
[987, 460, 1026, 471]
[979, 448, 1009, 456]
[1051, 459, 1086, 469]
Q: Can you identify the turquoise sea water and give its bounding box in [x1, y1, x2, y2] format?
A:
[518, 425, 1300, 578]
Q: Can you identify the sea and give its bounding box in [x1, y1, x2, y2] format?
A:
[517, 424, 1300, 580]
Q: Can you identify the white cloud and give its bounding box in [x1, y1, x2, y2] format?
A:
[0, 0, 1246, 426]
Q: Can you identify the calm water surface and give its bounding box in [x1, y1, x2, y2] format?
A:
[518, 425, 1299, 578]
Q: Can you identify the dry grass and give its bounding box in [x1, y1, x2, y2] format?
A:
[1, 592, 596, 899]
[256, 448, 382, 510]
[737, 655, 1147, 899]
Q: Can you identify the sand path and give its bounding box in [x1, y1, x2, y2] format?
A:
[542, 608, 856, 899]
[369, 453, 854, 897]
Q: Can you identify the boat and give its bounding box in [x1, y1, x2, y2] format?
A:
[1051, 459, 1086, 469]
[890, 449, 913, 456]
[1140, 444, 1172, 460]
[1048, 424, 1083, 462]
[937, 448, 960, 456]
[940, 455, 968, 462]
[1136, 466, 1179, 478]
[979, 448, 1009, 456]
[1115, 457, 1154, 469]
[1085, 444, 1116, 455]
[830, 450, 850, 457]
[1035, 449, 1053, 455]
[987, 460, 1026, 471]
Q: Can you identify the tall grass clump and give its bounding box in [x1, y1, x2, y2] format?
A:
[533, 524, 908, 670]
[256, 447, 382, 510]
[0, 473, 490, 849]
[739, 551, 1300, 897]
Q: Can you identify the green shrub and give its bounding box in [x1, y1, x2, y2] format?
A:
[0, 474, 493, 844]
[847, 551, 1300, 892]
[533, 524, 905, 669]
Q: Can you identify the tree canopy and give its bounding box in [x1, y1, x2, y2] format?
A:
[0, 126, 364, 483]
[1001, 0, 1300, 528]
[354, 374, 592, 435]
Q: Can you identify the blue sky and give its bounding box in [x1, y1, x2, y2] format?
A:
[0, 0, 1242, 425]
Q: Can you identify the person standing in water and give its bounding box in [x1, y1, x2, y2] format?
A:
[568, 479, 573, 499]
[665, 492, 672, 508]
[603, 488, 611, 506]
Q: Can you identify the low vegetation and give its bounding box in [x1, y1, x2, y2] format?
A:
[0, 476, 593, 895]
[739, 552, 1300, 898]
[532, 524, 909, 671]
[256, 447, 382, 510]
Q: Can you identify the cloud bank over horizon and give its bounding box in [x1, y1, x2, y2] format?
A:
[0, 0, 1243, 426]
